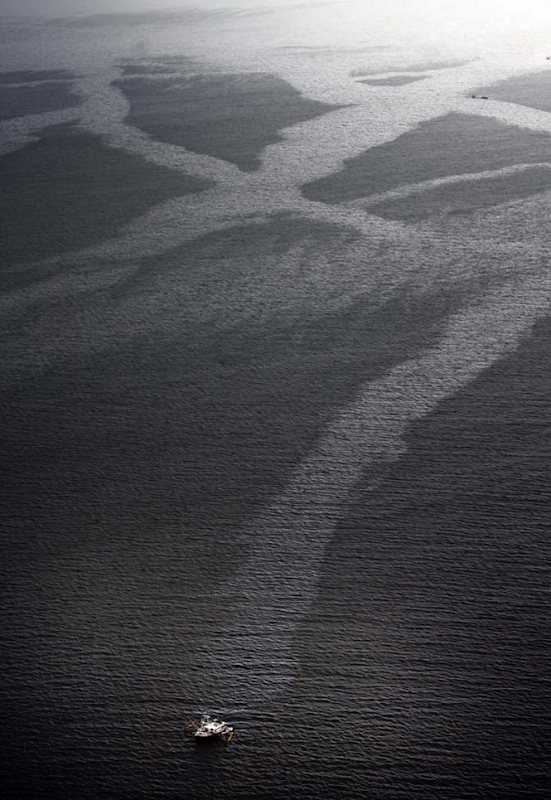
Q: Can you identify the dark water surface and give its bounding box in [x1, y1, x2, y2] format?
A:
[114, 71, 346, 171]
[302, 113, 551, 203]
[477, 69, 551, 114]
[358, 75, 429, 86]
[369, 165, 551, 221]
[0, 69, 77, 83]
[288, 316, 551, 799]
[0, 123, 211, 266]
[2, 14, 551, 800]
[0, 79, 80, 120]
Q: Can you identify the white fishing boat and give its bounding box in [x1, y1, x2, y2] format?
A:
[185, 714, 235, 744]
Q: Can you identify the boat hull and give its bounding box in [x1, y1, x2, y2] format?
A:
[194, 733, 226, 744]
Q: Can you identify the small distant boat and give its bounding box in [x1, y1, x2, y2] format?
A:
[185, 714, 235, 744]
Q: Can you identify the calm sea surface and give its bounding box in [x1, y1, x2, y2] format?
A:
[1, 9, 551, 798]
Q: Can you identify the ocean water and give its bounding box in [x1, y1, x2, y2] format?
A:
[2, 8, 551, 798]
